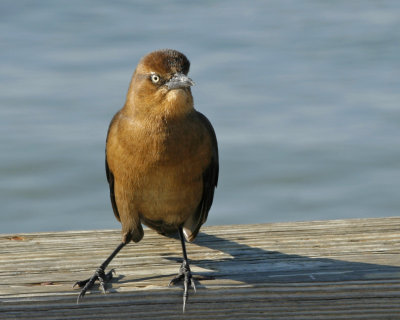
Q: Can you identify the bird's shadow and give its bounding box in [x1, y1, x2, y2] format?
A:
[90, 230, 400, 293]
[157, 232, 400, 286]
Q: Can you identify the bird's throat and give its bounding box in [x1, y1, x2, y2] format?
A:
[163, 89, 194, 117]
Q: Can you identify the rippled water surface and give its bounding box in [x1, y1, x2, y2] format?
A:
[1, 1, 400, 233]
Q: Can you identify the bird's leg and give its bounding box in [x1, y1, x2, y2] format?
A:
[168, 227, 196, 312]
[73, 242, 126, 303]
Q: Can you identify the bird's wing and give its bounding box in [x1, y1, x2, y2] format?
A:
[105, 114, 121, 222]
[105, 158, 120, 222]
[184, 111, 219, 242]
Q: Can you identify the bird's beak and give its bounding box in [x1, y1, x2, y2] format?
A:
[165, 73, 195, 90]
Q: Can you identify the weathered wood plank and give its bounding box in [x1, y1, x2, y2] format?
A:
[1, 217, 400, 319]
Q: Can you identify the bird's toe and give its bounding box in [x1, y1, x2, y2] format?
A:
[168, 261, 196, 312]
[74, 267, 115, 303]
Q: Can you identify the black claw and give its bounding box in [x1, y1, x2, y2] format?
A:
[169, 261, 195, 313]
[191, 278, 197, 293]
[73, 279, 88, 289]
[75, 267, 115, 304]
[106, 269, 116, 280]
[74, 242, 125, 304]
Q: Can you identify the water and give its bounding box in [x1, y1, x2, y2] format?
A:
[1, 1, 400, 234]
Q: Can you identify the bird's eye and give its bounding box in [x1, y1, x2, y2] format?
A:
[150, 74, 160, 84]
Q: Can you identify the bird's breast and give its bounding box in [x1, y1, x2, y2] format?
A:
[107, 113, 212, 226]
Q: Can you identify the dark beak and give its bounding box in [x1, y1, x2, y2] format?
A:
[166, 73, 195, 90]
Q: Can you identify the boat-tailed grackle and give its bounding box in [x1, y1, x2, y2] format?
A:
[74, 49, 219, 312]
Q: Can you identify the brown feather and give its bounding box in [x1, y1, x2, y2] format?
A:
[105, 49, 218, 243]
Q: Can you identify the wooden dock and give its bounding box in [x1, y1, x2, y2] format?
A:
[1, 217, 400, 319]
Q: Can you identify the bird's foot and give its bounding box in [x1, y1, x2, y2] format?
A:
[168, 260, 196, 312]
[73, 267, 115, 303]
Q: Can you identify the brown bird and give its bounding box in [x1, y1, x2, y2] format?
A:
[74, 49, 219, 311]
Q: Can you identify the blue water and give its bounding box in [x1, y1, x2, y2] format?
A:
[1, 1, 400, 234]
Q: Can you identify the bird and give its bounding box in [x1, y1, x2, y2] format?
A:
[74, 49, 219, 312]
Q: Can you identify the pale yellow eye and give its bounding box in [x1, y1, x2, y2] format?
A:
[151, 74, 160, 83]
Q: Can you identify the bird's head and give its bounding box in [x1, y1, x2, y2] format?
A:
[126, 49, 195, 119]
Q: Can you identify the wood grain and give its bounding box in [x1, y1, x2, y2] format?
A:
[1, 217, 400, 319]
